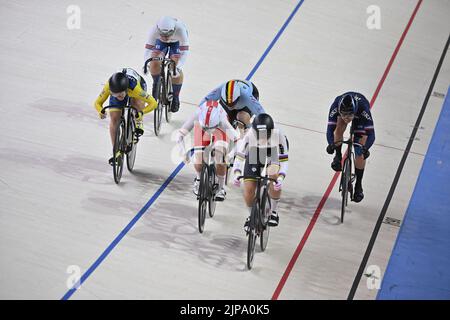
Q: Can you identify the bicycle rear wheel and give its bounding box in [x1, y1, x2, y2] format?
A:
[198, 164, 208, 233]
[208, 165, 217, 218]
[113, 120, 125, 184]
[126, 109, 137, 172]
[341, 158, 351, 223]
[165, 71, 173, 123]
[247, 200, 259, 270]
[260, 187, 271, 252]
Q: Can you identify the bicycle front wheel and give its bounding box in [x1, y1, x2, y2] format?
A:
[341, 158, 351, 223]
[208, 165, 217, 218]
[113, 120, 126, 184]
[165, 70, 173, 123]
[198, 164, 208, 233]
[126, 109, 137, 172]
[260, 187, 271, 252]
[247, 200, 259, 270]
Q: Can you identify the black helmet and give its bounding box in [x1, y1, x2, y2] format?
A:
[109, 72, 129, 93]
[252, 113, 274, 139]
[338, 93, 357, 116]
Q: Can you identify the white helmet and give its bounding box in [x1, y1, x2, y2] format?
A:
[157, 16, 176, 37]
[220, 80, 244, 109]
[198, 101, 222, 129]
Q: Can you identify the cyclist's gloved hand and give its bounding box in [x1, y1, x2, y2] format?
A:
[98, 111, 106, 119]
[273, 176, 284, 191]
[363, 147, 370, 160]
[326, 144, 335, 154]
[233, 171, 241, 188]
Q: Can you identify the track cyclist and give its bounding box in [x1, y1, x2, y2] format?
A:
[232, 113, 289, 231]
[326, 92, 375, 203]
[144, 16, 189, 113]
[176, 100, 240, 201]
[94, 68, 157, 165]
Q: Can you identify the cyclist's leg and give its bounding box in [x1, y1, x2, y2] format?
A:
[331, 116, 348, 171]
[168, 42, 183, 112]
[109, 110, 122, 147]
[353, 133, 368, 202]
[242, 154, 261, 230]
[108, 95, 127, 147]
[213, 129, 229, 200]
[130, 98, 146, 135]
[149, 40, 167, 98]
[192, 124, 209, 195]
[267, 164, 281, 226]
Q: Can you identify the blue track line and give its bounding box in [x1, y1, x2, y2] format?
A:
[246, 0, 305, 80]
[62, 0, 305, 300]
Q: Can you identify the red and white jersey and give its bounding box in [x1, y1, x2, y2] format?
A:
[178, 100, 239, 141]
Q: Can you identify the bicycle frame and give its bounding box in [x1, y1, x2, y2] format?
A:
[101, 105, 140, 183]
[238, 156, 277, 269]
[144, 56, 176, 135]
[336, 125, 363, 222]
[195, 130, 219, 233]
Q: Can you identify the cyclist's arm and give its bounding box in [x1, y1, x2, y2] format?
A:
[277, 131, 289, 179]
[220, 111, 240, 141]
[94, 83, 110, 113]
[233, 132, 250, 175]
[144, 26, 158, 61]
[129, 86, 157, 113]
[360, 104, 375, 150]
[326, 98, 339, 145]
[176, 21, 189, 69]
[199, 83, 224, 105]
[363, 110, 375, 149]
[178, 108, 200, 136]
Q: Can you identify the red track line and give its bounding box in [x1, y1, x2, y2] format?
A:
[271, 0, 423, 300]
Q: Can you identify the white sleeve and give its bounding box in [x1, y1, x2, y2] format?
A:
[277, 129, 289, 178]
[233, 132, 250, 174]
[144, 26, 159, 61]
[179, 108, 200, 135]
[175, 21, 189, 69]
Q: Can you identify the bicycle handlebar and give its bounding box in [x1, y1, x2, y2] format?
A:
[100, 105, 140, 114]
[334, 139, 364, 148]
[237, 175, 278, 183]
[143, 57, 176, 75]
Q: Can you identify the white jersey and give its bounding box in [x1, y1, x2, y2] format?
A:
[144, 18, 189, 68]
[233, 126, 289, 178]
